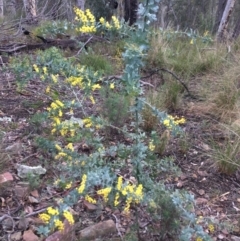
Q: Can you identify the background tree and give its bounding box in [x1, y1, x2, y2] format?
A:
[216, 0, 236, 41]
[0, 0, 3, 18]
[23, 0, 37, 21]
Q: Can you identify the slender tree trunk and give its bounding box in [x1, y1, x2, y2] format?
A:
[76, 0, 85, 10]
[213, 0, 227, 33]
[7, 0, 17, 15]
[23, 0, 37, 20]
[124, 0, 138, 26]
[232, 15, 240, 39]
[0, 0, 4, 18]
[216, 0, 236, 41]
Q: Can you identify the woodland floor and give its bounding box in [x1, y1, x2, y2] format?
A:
[0, 59, 240, 241]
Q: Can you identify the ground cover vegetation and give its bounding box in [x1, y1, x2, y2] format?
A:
[1, 1, 240, 241]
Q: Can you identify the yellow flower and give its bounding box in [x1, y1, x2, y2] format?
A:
[54, 179, 60, 185]
[196, 237, 203, 241]
[110, 83, 114, 89]
[190, 39, 194, 44]
[89, 96, 95, 104]
[58, 109, 63, 117]
[51, 74, 58, 83]
[97, 187, 112, 202]
[65, 143, 74, 152]
[46, 86, 50, 93]
[116, 176, 123, 191]
[63, 210, 74, 225]
[42, 66, 47, 75]
[55, 144, 62, 151]
[99, 17, 105, 24]
[47, 207, 59, 216]
[112, 16, 120, 29]
[55, 100, 64, 108]
[148, 141, 155, 151]
[65, 182, 72, 189]
[123, 197, 132, 214]
[208, 224, 214, 233]
[92, 84, 101, 91]
[85, 195, 97, 204]
[33, 64, 39, 73]
[114, 192, 120, 206]
[39, 213, 51, 223]
[54, 219, 64, 231]
[78, 174, 87, 194]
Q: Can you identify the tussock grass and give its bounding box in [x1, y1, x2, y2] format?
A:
[211, 125, 240, 175]
[146, 31, 226, 79]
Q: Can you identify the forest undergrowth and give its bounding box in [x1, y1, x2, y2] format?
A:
[1, 5, 240, 241]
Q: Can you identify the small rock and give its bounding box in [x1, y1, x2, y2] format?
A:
[30, 190, 39, 198]
[79, 220, 116, 240]
[195, 198, 208, 205]
[28, 196, 39, 204]
[83, 200, 98, 212]
[0, 172, 13, 184]
[16, 164, 46, 178]
[198, 189, 205, 196]
[11, 232, 22, 241]
[23, 229, 39, 241]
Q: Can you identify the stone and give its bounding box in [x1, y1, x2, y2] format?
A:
[23, 229, 39, 241]
[11, 232, 22, 241]
[79, 220, 116, 240]
[16, 164, 46, 178]
[0, 172, 13, 184]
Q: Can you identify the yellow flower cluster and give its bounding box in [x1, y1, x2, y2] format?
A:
[83, 117, 93, 128]
[91, 84, 101, 91]
[115, 176, 144, 214]
[47, 100, 64, 118]
[85, 195, 97, 204]
[148, 140, 155, 151]
[55, 143, 74, 160]
[99, 16, 121, 30]
[74, 8, 96, 33]
[163, 115, 186, 129]
[66, 76, 84, 88]
[39, 206, 65, 232]
[63, 210, 74, 225]
[54, 219, 64, 231]
[208, 223, 214, 233]
[97, 187, 112, 202]
[78, 174, 87, 194]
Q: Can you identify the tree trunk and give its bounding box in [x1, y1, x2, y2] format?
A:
[6, 0, 17, 15]
[124, 0, 138, 26]
[232, 15, 240, 39]
[213, 0, 227, 33]
[216, 0, 236, 41]
[23, 0, 37, 21]
[0, 0, 3, 18]
[76, 0, 85, 10]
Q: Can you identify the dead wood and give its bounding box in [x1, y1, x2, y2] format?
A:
[0, 35, 108, 54]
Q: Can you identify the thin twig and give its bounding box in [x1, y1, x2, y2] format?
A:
[13, 207, 47, 220]
[76, 36, 93, 56]
[112, 214, 123, 240]
[142, 68, 195, 98]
